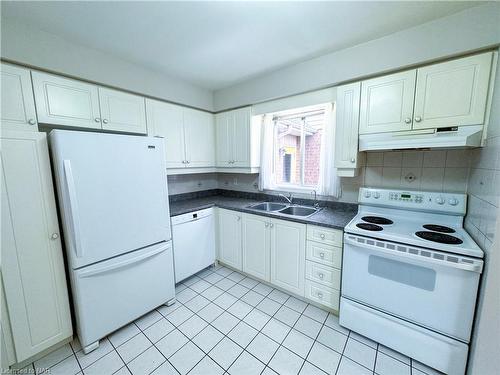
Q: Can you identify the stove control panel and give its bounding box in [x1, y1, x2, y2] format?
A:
[359, 188, 466, 215]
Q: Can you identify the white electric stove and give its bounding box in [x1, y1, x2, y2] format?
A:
[340, 188, 483, 375]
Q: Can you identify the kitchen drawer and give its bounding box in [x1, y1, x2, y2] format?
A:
[306, 241, 342, 269]
[307, 225, 343, 247]
[305, 280, 340, 311]
[305, 261, 341, 289]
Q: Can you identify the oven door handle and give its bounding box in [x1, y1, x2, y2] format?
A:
[344, 235, 483, 273]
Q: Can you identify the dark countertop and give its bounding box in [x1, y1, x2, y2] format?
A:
[169, 194, 358, 230]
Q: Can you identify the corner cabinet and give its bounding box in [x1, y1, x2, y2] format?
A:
[217, 209, 242, 270]
[32, 71, 147, 134]
[1, 131, 72, 364]
[270, 218, 306, 296]
[334, 82, 364, 177]
[359, 52, 494, 134]
[215, 107, 260, 173]
[146, 99, 215, 173]
[1, 64, 38, 131]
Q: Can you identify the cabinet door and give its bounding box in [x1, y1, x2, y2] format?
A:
[1, 131, 72, 362]
[270, 218, 306, 296]
[184, 108, 215, 168]
[359, 70, 416, 134]
[99, 88, 147, 134]
[242, 214, 270, 281]
[335, 82, 361, 170]
[232, 107, 251, 167]
[1, 64, 38, 131]
[32, 71, 101, 129]
[215, 112, 232, 167]
[146, 99, 186, 169]
[413, 52, 493, 130]
[217, 209, 242, 270]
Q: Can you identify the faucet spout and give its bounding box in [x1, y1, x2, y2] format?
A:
[278, 193, 293, 204]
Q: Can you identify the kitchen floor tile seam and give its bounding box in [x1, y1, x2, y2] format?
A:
[107, 338, 132, 375]
[292, 303, 331, 375]
[130, 319, 185, 375]
[68, 338, 85, 374]
[73, 341, 116, 372]
[37, 343, 79, 373]
[339, 331, 378, 373]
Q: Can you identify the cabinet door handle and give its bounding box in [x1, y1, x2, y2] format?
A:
[414, 116, 422, 122]
[350, 158, 355, 163]
[265, 223, 269, 227]
[186, 160, 190, 164]
[320, 234, 325, 239]
[317, 292, 323, 299]
[318, 273, 324, 279]
[405, 117, 412, 124]
[319, 252, 325, 258]
[102, 119, 109, 124]
[51, 233, 59, 240]
[237, 216, 241, 221]
[270, 223, 274, 228]
[28, 119, 37, 125]
[94, 117, 101, 123]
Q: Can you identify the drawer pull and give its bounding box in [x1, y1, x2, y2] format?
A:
[318, 273, 324, 279]
[317, 292, 323, 299]
[320, 234, 325, 239]
[319, 252, 325, 258]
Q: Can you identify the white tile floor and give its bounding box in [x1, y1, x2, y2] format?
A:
[20, 266, 444, 375]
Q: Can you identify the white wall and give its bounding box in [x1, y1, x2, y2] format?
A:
[466, 58, 500, 375]
[0, 19, 213, 111]
[214, 3, 500, 111]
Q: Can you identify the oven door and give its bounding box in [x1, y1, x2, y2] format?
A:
[342, 233, 483, 342]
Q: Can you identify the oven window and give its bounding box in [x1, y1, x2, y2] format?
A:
[368, 255, 436, 291]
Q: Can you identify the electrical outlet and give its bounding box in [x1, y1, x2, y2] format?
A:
[233, 177, 238, 185]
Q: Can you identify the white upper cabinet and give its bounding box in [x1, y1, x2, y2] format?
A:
[334, 82, 363, 176]
[146, 100, 185, 168]
[358, 52, 494, 135]
[183, 108, 215, 168]
[217, 209, 242, 270]
[270, 218, 306, 296]
[146, 99, 215, 171]
[98, 88, 147, 134]
[32, 71, 101, 130]
[215, 107, 260, 171]
[359, 70, 416, 134]
[413, 52, 493, 130]
[242, 214, 271, 281]
[1, 64, 38, 131]
[1, 131, 72, 363]
[32, 71, 148, 134]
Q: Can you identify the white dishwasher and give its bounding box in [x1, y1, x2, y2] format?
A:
[171, 207, 216, 283]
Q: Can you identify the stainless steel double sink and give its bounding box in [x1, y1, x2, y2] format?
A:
[246, 201, 320, 218]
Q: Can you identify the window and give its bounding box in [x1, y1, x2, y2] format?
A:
[271, 104, 328, 190]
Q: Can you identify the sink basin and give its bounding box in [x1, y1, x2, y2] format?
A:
[248, 202, 287, 212]
[278, 206, 318, 217]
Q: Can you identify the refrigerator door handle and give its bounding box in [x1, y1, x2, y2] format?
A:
[63, 160, 83, 258]
[79, 245, 166, 278]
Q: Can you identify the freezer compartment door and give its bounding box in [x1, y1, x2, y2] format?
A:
[70, 241, 175, 348]
[50, 130, 171, 269]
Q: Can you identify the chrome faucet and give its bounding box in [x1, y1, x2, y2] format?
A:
[312, 190, 320, 208]
[279, 193, 293, 205]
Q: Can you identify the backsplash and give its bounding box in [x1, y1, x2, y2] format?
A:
[363, 150, 471, 193]
[167, 173, 218, 195]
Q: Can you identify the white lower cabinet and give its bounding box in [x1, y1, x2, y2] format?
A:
[1, 131, 72, 364]
[305, 225, 343, 312]
[270, 218, 306, 296]
[242, 214, 271, 281]
[217, 209, 242, 270]
[216, 210, 343, 311]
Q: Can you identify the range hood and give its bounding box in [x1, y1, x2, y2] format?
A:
[359, 125, 483, 151]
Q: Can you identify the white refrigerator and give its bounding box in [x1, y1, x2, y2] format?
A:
[50, 130, 175, 353]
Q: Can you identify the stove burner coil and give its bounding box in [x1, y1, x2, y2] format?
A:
[356, 223, 384, 231]
[415, 231, 463, 245]
[362, 216, 393, 225]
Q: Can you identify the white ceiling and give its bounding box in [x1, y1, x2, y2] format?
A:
[1, 1, 482, 90]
